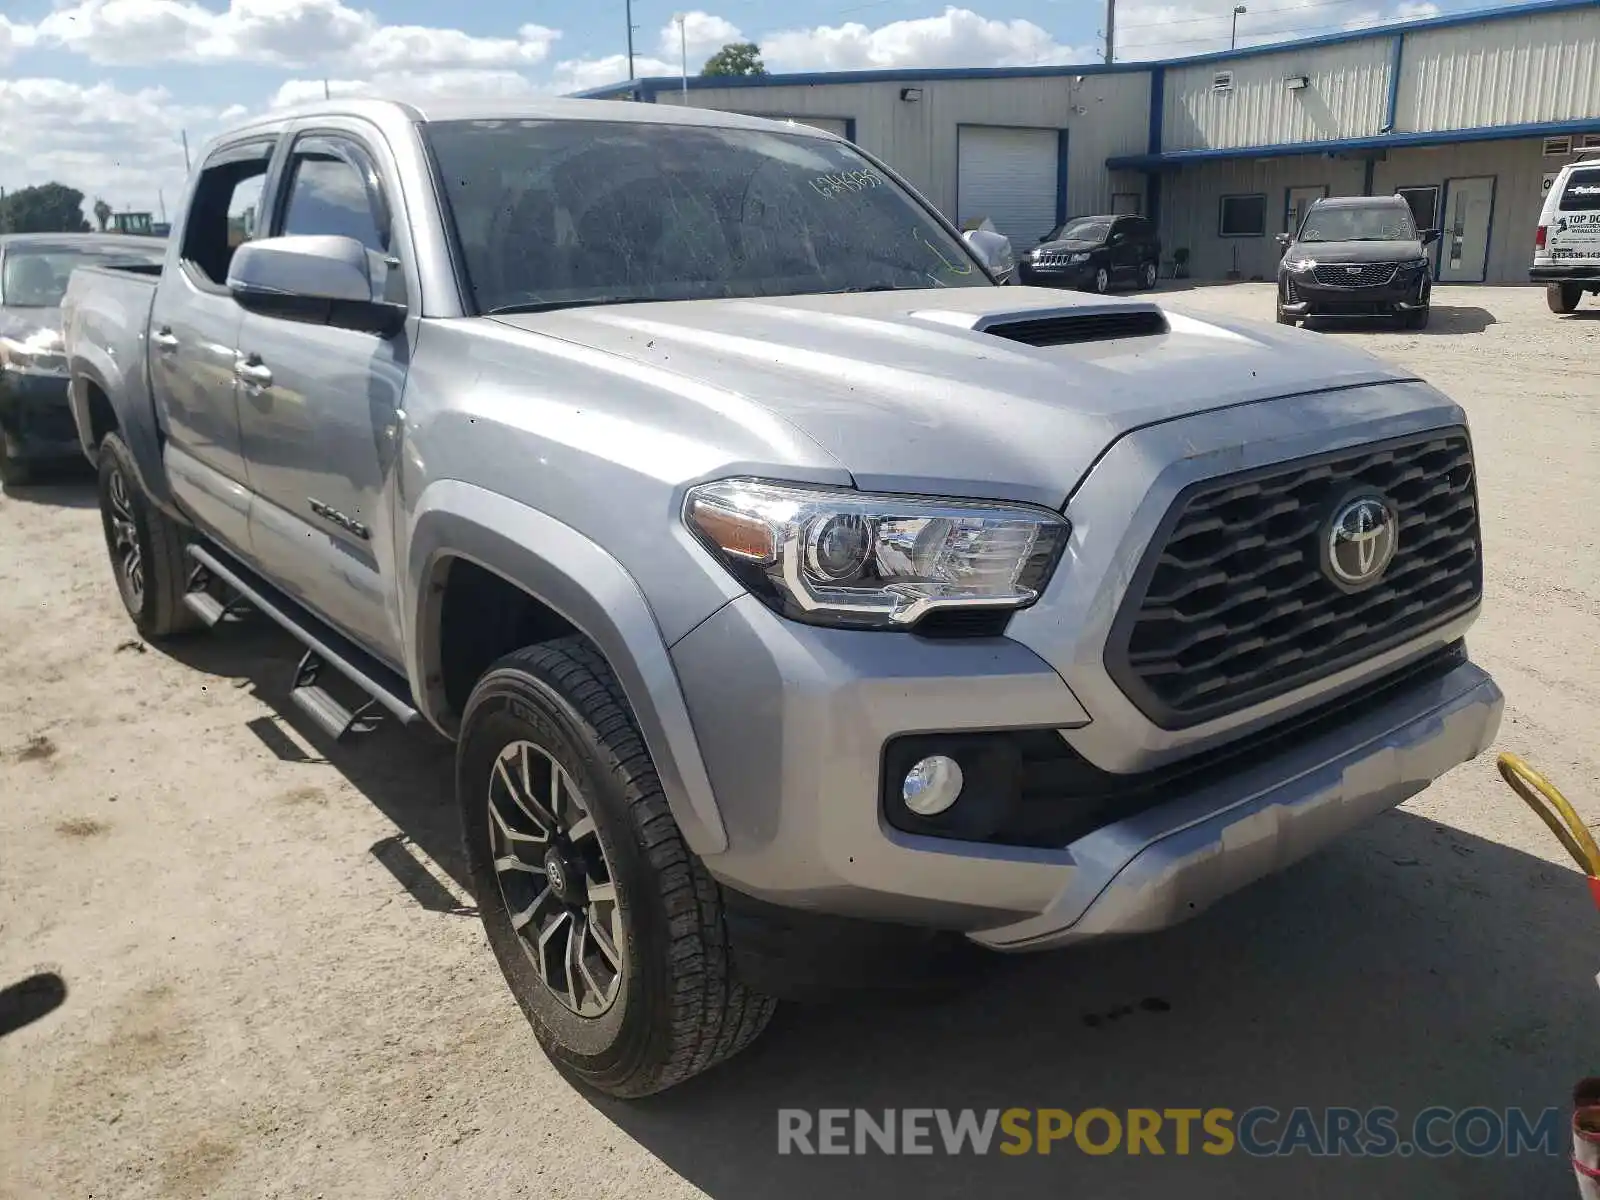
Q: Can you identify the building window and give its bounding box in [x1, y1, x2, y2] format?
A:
[1219, 193, 1267, 237]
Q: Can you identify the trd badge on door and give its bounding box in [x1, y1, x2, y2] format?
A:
[308, 498, 371, 540]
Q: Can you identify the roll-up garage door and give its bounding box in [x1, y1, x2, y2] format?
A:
[957, 126, 1059, 247]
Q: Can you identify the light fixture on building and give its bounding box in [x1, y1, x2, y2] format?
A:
[900, 87, 923, 102]
[1285, 74, 1310, 90]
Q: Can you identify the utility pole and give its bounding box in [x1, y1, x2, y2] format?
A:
[323, 79, 331, 99]
[181, 130, 191, 174]
[675, 13, 688, 101]
[1104, 0, 1114, 64]
[1231, 5, 1247, 50]
[626, 0, 636, 80]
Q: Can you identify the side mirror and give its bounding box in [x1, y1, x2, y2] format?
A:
[963, 228, 1017, 282]
[1275, 232, 1293, 247]
[1421, 227, 1442, 245]
[227, 234, 405, 336]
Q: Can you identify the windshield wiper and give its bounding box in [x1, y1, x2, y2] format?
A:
[484, 296, 666, 315]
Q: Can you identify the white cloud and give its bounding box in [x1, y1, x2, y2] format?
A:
[0, 77, 220, 221]
[657, 11, 743, 62]
[1115, 0, 1440, 60]
[22, 0, 559, 71]
[548, 52, 677, 94]
[0, 15, 39, 63]
[268, 69, 549, 109]
[761, 6, 1090, 72]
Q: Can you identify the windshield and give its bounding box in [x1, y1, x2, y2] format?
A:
[1298, 206, 1417, 243]
[1047, 218, 1111, 243]
[1559, 169, 1600, 212]
[0, 245, 165, 308]
[424, 118, 992, 313]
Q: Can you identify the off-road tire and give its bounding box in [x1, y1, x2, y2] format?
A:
[97, 432, 200, 639]
[1548, 282, 1583, 314]
[458, 637, 774, 1097]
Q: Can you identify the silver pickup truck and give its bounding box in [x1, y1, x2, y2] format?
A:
[62, 97, 1502, 1097]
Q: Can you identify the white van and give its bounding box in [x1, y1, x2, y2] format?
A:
[1533, 150, 1600, 314]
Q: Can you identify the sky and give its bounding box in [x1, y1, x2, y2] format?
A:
[0, 0, 1535, 220]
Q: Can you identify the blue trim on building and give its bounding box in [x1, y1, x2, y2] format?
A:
[1385, 33, 1405, 132]
[1147, 65, 1165, 156]
[1056, 129, 1071, 225]
[568, 0, 1596, 98]
[1107, 116, 1600, 169]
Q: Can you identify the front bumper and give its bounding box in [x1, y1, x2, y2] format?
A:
[0, 371, 79, 462]
[672, 591, 1502, 948]
[1020, 260, 1095, 288]
[1280, 268, 1428, 315]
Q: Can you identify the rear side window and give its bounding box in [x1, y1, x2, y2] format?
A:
[1559, 169, 1600, 212]
[182, 140, 273, 286]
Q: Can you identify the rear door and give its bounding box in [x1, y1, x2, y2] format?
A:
[1548, 165, 1600, 269]
[149, 137, 275, 550]
[235, 126, 413, 664]
[1107, 217, 1142, 280]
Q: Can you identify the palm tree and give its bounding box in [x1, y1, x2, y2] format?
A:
[93, 198, 112, 232]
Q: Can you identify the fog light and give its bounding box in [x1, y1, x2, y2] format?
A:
[902, 755, 964, 816]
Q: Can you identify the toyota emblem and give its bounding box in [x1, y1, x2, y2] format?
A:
[1322, 495, 1399, 591]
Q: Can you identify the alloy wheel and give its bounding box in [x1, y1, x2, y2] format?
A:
[1142, 261, 1157, 288]
[487, 739, 623, 1017]
[107, 467, 144, 609]
[1095, 267, 1110, 293]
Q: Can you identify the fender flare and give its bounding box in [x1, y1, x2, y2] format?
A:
[67, 352, 173, 510]
[406, 480, 729, 856]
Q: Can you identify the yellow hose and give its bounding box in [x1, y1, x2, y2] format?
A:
[1498, 752, 1600, 877]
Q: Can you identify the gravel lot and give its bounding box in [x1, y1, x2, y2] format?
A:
[2, 282, 1598, 1199]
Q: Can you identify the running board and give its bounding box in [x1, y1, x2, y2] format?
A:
[185, 543, 421, 739]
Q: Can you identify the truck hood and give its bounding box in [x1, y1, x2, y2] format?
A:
[490, 287, 1418, 509]
[1289, 239, 1426, 263]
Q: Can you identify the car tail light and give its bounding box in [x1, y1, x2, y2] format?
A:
[1536, 225, 1548, 250]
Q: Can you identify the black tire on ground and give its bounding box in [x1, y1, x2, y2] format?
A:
[1404, 305, 1430, 330]
[1548, 282, 1583, 314]
[458, 637, 775, 1098]
[0, 430, 32, 488]
[1091, 266, 1110, 294]
[97, 432, 201, 640]
[1139, 260, 1158, 289]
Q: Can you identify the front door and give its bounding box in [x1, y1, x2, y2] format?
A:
[235, 131, 411, 664]
[1285, 185, 1327, 244]
[1439, 176, 1495, 282]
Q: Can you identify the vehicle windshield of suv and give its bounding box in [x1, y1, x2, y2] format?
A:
[1, 245, 166, 308]
[1046, 218, 1111, 243]
[1297, 206, 1417, 243]
[425, 118, 993, 313]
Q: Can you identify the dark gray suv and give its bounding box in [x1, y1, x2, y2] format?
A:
[1276, 195, 1441, 329]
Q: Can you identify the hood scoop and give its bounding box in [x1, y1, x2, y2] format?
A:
[979, 305, 1169, 348]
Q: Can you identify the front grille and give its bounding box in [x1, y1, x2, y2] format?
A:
[1105, 431, 1482, 729]
[1312, 262, 1399, 287]
[1033, 251, 1078, 266]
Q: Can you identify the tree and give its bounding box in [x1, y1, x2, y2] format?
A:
[701, 42, 766, 77]
[94, 198, 113, 232]
[0, 183, 91, 234]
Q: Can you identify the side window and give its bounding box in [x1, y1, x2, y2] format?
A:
[182, 141, 274, 286]
[279, 145, 388, 251]
[276, 138, 404, 304]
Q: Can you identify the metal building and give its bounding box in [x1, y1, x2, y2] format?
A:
[578, 0, 1600, 285]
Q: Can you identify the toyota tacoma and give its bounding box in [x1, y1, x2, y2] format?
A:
[61, 98, 1502, 1097]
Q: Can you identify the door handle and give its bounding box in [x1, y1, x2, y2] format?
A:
[151, 328, 179, 352]
[234, 357, 273, 388]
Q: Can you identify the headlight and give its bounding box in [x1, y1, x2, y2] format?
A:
[1285, 256, 1317, 271]
[0, 328, 66, 377]
[1069, 252, 1091, 264]
[684, 479, 1070, 630]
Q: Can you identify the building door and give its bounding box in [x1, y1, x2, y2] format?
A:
[1396, 185, 1441, 273]
[1285, 185, 1327, 239]
[957, 126, 1060, 248]
[1439, 176, 1495, 283]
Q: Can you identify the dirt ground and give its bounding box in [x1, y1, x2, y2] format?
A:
[2, 281, 1598, 1199]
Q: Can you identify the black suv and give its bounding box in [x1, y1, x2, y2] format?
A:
[1276, 195, 1441, 329]
[1020, 214, 1161, 293]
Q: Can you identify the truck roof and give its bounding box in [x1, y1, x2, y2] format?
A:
[231, 97, 835, 138]
[1308, 194, 1410, 209]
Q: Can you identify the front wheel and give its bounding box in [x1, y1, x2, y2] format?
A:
[1090, 266, 1110, 294]
[1138, 260, 1158, 290]
[458, 638, 774, 1097]
[0, 430, 32, 488]
[97, 432, 201, 639]
[1548, 282, 1583, 314]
